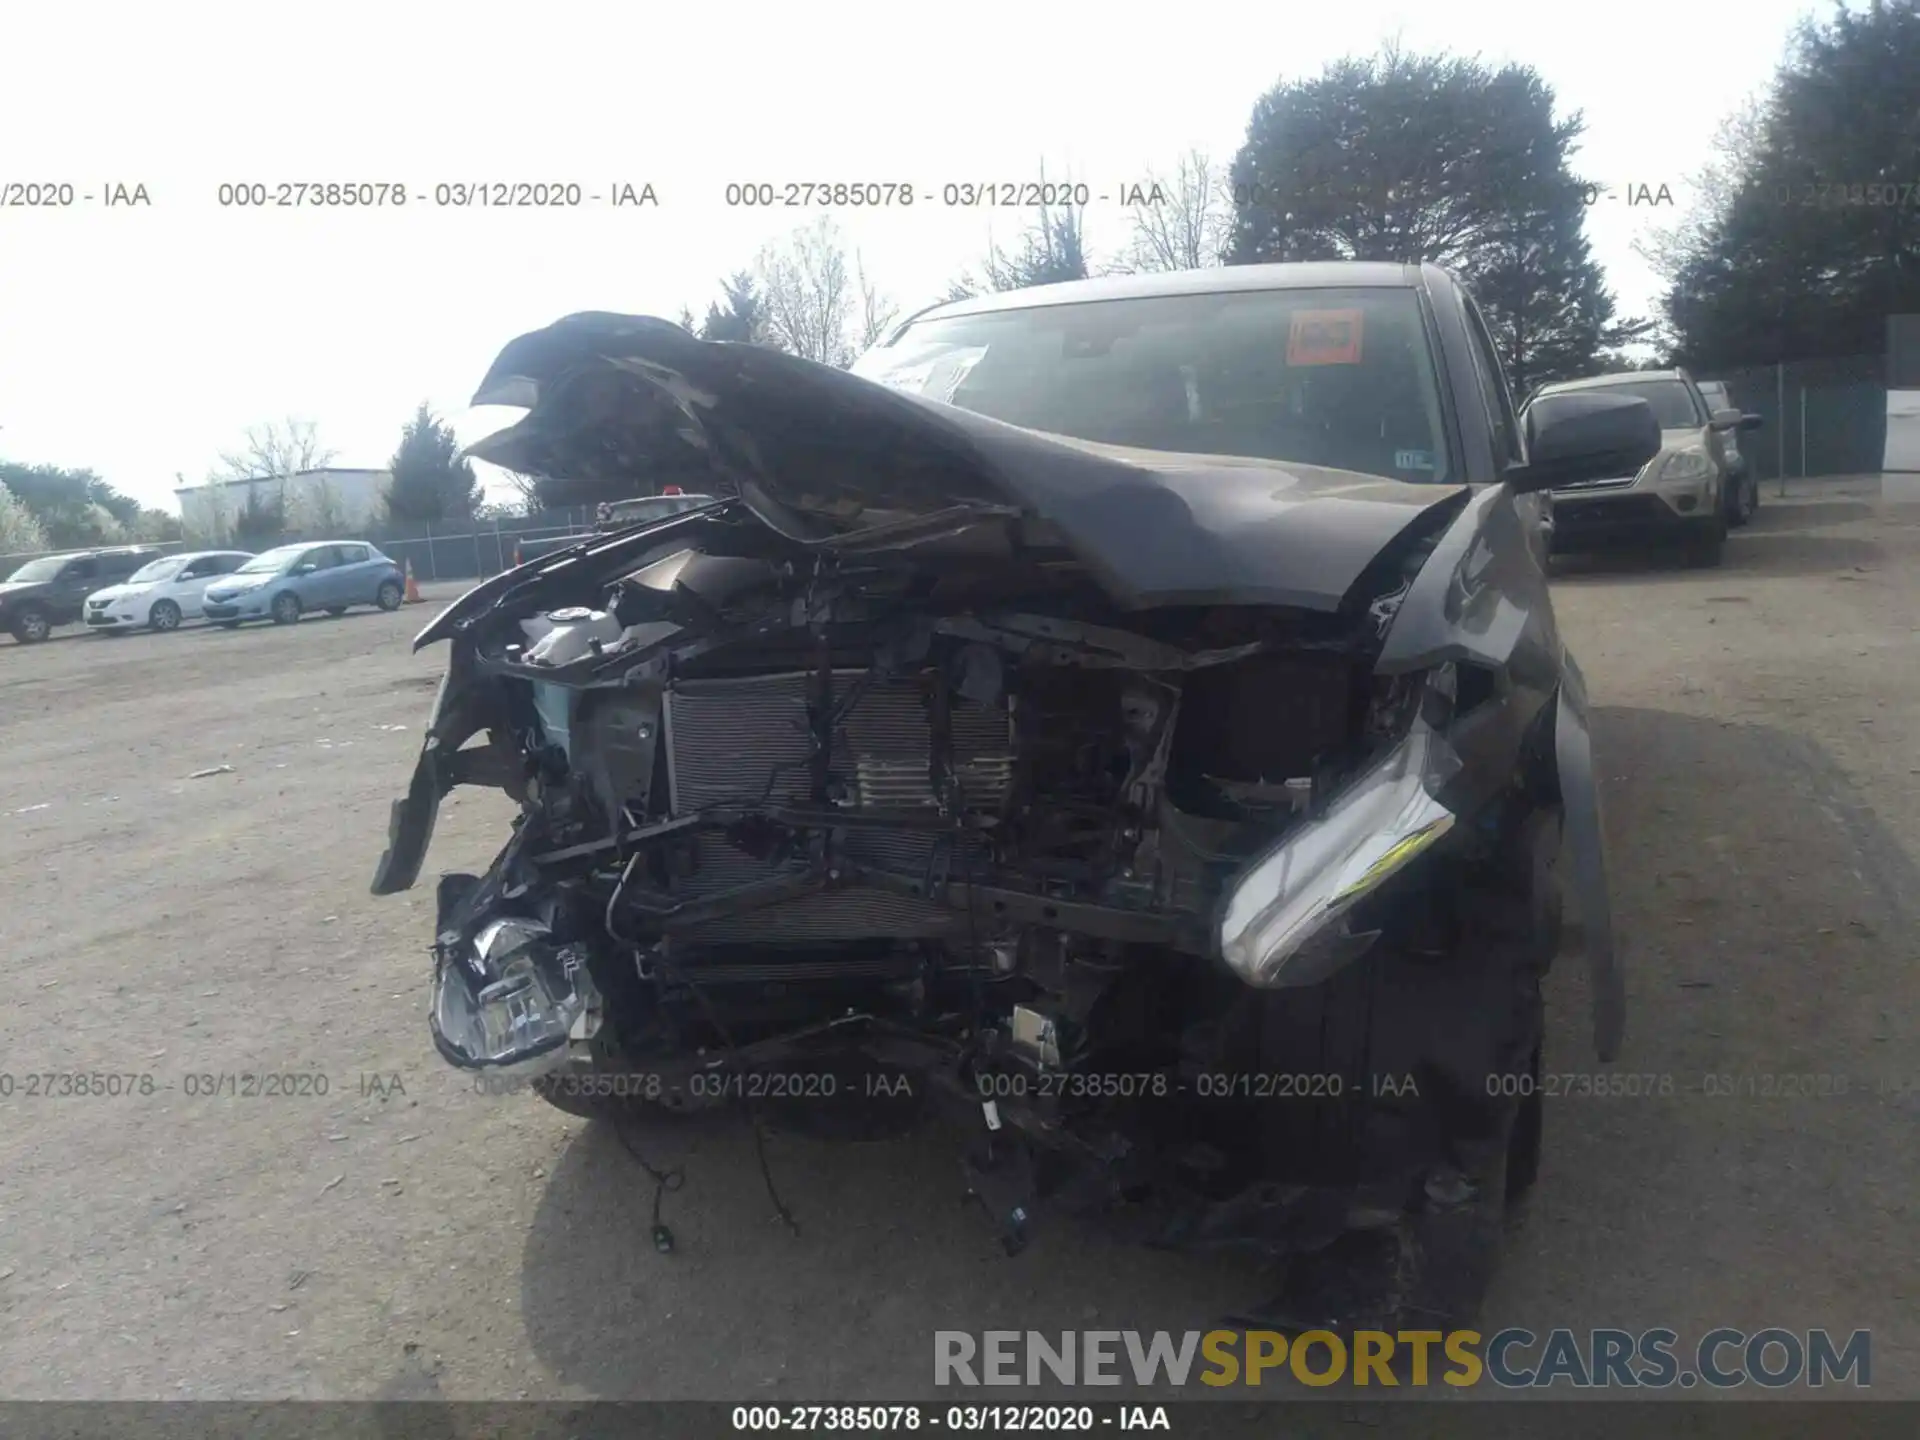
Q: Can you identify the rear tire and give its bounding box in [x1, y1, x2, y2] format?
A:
[10, 605, 52, 644]
[1726, 473, 1757, 527]
[376, 580, 404, 611]
[149, 599, 183, 632]
[270, 592, 302, 625]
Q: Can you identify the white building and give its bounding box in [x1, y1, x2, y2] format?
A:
[175, 467, 391, 536]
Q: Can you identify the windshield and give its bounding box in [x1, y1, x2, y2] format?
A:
[128, 557, 187, 584]
[235, 546, 303, 575]
[852, 286, 1454, 484]
[5, 556, 69, 582]
[1593, 380, 1702, 429]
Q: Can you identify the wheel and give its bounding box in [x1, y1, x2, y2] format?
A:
[1507, 1041, 1543, 1199]
[270, 592, 303, 625]
[325, 606, 348, 616]
[1726, 473, 1757, 528]
[148, 599, 183, 632]
[1232, 818, 1551, 1200]
[1684, 514, 1727, 567]
[376, 580, 404, 611]
[10, 605, 52, 644]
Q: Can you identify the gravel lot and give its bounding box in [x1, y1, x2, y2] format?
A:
[3, 482, 1917, 1401]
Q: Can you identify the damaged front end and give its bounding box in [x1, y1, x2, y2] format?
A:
[372, 317, 1586, 1315]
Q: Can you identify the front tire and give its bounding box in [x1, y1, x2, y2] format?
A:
[10, 605, 52, 644]
[270, 592, 302, 625]
[1506, 1042, 1543, 1199]
[149, 599, 183, 632]
[1684, 513, 1727, 567]
[1236, 829, 1552, 1201]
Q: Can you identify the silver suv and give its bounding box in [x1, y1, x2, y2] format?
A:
[1523, 369, 1758, 567]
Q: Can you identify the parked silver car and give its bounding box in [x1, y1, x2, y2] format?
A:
[201, 541, 405, 627]
[83, 550, 255, 633]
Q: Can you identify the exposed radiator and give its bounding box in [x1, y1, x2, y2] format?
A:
[662, 669, 1012, 942]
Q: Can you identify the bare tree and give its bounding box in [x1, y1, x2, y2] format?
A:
[756, 215, 856, 366]
[178, 467, 234, 546]
[288, 473, 349, 534]
[1633, 97, 1768, 286]
[1125, 149, 1231, 272]
[854, 251, 900, 352]
[497, 469, 545, 515]
[978, 166, 1092, 291]
[213, 417, 337, 483]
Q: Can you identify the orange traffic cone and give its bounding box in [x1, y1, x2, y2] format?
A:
[403, 558, 425, 605]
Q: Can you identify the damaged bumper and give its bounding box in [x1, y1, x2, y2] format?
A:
[367, 312, 1609, 1303]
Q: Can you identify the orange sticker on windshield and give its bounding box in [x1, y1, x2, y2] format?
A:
[1287, 310, 1364, 365]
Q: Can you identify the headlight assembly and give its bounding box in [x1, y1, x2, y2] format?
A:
[429, 915, 601, 1076]
[1216, 710, 1462, 989]
[1658, 448, 1715, 482]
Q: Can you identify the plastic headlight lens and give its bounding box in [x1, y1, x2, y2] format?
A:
[430, 917, 600, 1076]
[1660, 448, 1715, 481]
[1217, 716, 1461, 987]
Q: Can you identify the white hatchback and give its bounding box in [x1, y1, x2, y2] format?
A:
[83, 550, 256, 633]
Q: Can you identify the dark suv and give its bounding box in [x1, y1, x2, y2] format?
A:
[0, 546, 169, 644]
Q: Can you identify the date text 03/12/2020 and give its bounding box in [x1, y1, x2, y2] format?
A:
[720, 181, 1174, 208]
[211, 182, 659, 208]
[731, 1405, 1170, 1432]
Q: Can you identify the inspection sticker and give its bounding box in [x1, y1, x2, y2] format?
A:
[1287, 309, 1365, 365]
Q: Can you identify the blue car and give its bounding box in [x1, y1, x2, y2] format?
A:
[202, 541, 406, 627]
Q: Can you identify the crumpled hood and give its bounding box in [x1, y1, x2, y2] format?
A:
[461, 311, 1471, 614]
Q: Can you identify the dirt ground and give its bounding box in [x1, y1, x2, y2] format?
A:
[1, 480, 1916, 1402]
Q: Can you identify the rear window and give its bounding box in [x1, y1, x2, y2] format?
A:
[854, 286, 1455, 485]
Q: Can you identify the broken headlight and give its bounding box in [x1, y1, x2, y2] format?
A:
[1215, 686, 1461, 988]
[430, 916, 601, 1076]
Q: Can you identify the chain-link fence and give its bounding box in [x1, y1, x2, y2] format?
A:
[361, 509, 597, 584]
[1700, 353, 1887, 489]
[270, 508, 602, 584]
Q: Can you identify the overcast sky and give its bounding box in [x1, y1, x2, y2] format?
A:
[0, 0, 1824, 512]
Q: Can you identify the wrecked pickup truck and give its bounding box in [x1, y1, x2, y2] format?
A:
[371, 263, 1660, 1323]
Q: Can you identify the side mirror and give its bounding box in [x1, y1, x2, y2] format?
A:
[293, 563, 317, 575]
[1509, 392, 1662, 494]
[1738, 412, 1764, 432]
[1709, 407, 1743, 430]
